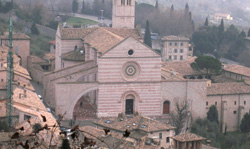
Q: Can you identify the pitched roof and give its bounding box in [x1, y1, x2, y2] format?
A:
[223, 64, 250, 78]
[41, 53, 55, 61]
[93, 114, 175, 133]
[161, 35, 189, 41]
[83, 28, 124, 53]
[171, 133, 205, 142]
[0, 34, 30, 40]
[60, 27, 97, 39]
[207, 82, 250, 95]
[162, 57, 202, 76]
[61, 50, 85, 61]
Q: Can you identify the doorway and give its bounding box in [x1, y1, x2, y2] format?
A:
[125, 99, 134, 115]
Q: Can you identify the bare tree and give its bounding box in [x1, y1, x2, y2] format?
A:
[170, 99, 190, 135]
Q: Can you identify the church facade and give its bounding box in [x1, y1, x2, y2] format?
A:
[34, 0, 250, 133]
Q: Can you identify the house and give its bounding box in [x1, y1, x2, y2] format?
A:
[213, 13, 233, 21]
[93, 113, 175, 149]
[172, 133, 205, 149]
[223, 64, 250, 81]
[161, 36, 193, 62]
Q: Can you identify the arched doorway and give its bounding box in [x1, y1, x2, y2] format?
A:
[73, 90, 98, 120]
[163, 101, 170, 114]
[125, 94, 135, 115]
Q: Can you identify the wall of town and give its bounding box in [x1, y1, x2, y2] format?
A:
[161, 80, 208, 120]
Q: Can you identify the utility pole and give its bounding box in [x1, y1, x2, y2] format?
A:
[6, 16, 14, 128]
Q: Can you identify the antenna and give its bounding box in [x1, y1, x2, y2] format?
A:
[6, 15, 14, 128]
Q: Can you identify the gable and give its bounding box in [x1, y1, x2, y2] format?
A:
[100, 37, 160, 58]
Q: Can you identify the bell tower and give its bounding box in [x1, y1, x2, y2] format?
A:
[112, 0, 135, 29]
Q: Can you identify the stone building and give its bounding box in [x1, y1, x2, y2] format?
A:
[223, 64, 250, 81]
[0, 34, 30, 68]
[172, 133, 205, 149]
[26, 0, 250, 133]
[161, 35, 193, 62]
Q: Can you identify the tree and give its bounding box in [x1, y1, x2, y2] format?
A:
[240, 113, 250, 132]
[31, 23, 39, 35]
[191, 56, 222, 74]
[239, 30, 246, 38]
[155, 0, 158, 9]
[170, 99, 190, 135]
[248, 28, 250, 37]
[218, 19, 224, 36]
[143, 20, 152, 48]
[81, 0, 85, 13]
[61, 139, 70, 149]
[207, 105, 219, 124]
[204, 17, 209, 26]
[72, 0, 78, 13]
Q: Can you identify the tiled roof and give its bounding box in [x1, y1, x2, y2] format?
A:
[224, 64, 250, 78]
[60, 27, 97, 39]
[42, 53, 55, 61]
[161, 35, 189, 41]
[162, 58, 202, 76]
[61, 50, 85, 61]
[83, 28, 124, 53]
[79, 126, 105, 140]
[0, 46, 21, 64]
[93, 114, 175, 133]
[161, 67, 185, 81]
[207, 82, 250, 95]
[0, 34, 30, 40]
[14, 65, 31, 80]
[171, 133, 205, 142]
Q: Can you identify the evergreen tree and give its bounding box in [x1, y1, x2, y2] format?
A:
[31, 23, 39, 35]
[185, 3, 189, 13]
[155, 0, 158, 9]
[204, 17, 209, 26]
[144, 20, 152, 48]
[240, 113, 250, 132]
[61, 139, 70, 149]
[207, 105, 219, 123]
[218, 19, 224, 34]
[239, 30, 246, 38]
[72, 0, 78, 13]
[248, 28, 250, 37]
[171, 4, 174, 11]
[81, 0, 85, 14]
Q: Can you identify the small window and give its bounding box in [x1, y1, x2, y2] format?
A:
[169, 56, 172, 60]
[24, 115, 31, 120]
[121, 0, 125, 5]
[174, 55, 177, 60]
[127, 0, 131, 5]
[244, 101, 246, 105]
[174, 49, 178, 53]
[128, 49, 134, 56]
[159, 133, 162, 139]
[1, 79, 3, 82]
[180, 56, 183, 60]
[166, 137, 170, 143]
[0, 63, 2, 67]
[215, 102, 217, 106]
[169, 48, 172, 53]
[206, 101, 208, 106]
[189, 47, 192, 51]
[175, 43, 177, 46]
[180, 49, 184, 53]
[181, 43, 183, 46]
[233, 111, 237, 114]
[234, 101, 237, 105]
[169, 42, 172, 46]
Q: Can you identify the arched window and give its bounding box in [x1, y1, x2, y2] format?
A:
[197, 76, 203, 79]
[121, 0, 125, 5]
[163, 101, 170, 114]
[190, 76, 195, 79]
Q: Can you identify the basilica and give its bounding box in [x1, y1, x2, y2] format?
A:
[27, 0, 250, 132]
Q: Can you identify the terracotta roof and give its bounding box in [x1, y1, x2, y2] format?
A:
[161, 35, 189, 41]
[162, 58, 202, 76]
[171, 133, 205, 142]
[224, 64, 250, 78]
[0, 34, 30, 40]
[41, 53, 55, 61]
[161, 67, 185, 81]
[0, 47, 21, 64]
[0, 102, 19, 117]
[60, 26, 141, 40]
[207, 82, 250, 95]
[60, 27, 97, 39]
[93, 114, 175, 133]
[61, 50, 85, 61]
[49, 40, 56, 45]
[83, 28, 124, 53]
[14, 65, 31, 80]
[79, 126, 105, 140]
